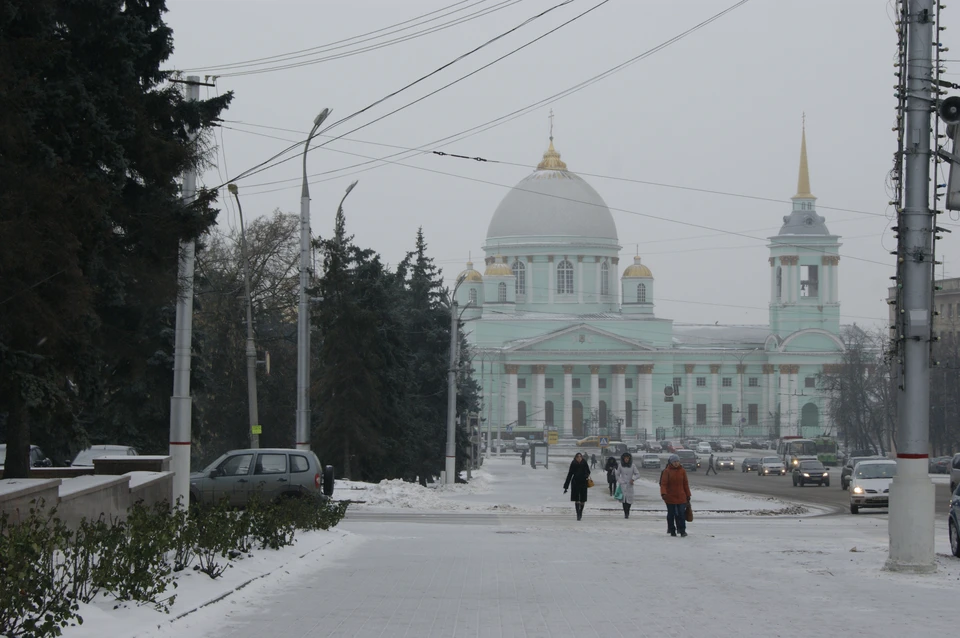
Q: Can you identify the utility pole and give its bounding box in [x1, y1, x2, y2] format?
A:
[444, 299, 460, 484]
[887, 0, 936, 573]
[169, 76, 201, 508]
[228, 184, 260, 448]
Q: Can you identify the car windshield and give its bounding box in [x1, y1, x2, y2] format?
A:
[799, 462, 825, 471]
[719, 457, 733, 461]
[762, 457, 779, 463]
[745, 457, 758, 463]
[0, 445, 5, 464]
[644, 454, 657, 459]
[856, 463, 897, 479]
[677, 451, 695, 458]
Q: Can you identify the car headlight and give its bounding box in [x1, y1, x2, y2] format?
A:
[792, 459, 799, 465]
[822, 472, 829, 477]
[852, 486, 864, 494]
[802, 473, 810, 477]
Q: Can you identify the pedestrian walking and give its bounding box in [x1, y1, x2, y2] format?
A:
[590, 454, 597, 469]
[604, 456, 618, 496]
[615, 452, 641, 518]
[563, 452, 592, 521]
[705, 452, 717, 476]
[521, 449, 527, 465]
[660, 454, 692, 537]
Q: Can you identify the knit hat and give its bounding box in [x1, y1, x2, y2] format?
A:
[668, 454, 680, 463]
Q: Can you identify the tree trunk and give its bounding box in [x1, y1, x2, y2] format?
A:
[4, 389, 30, 478]
[343, 437, 351, 481]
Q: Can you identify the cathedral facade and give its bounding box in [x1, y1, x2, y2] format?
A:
[456, 127, 843, 444]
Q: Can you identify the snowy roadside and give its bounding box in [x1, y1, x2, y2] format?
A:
[61, 528, 358, 638]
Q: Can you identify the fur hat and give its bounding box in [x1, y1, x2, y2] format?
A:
[668, 454, 680, 463]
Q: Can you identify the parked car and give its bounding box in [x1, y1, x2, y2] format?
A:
[758, 456, 786, 476]
[0, 444, 53, 471]
[641, 453, 661, 469]
[841, 455, 881, 490]
[70, 445, 138, 467]
[952, 453, 960, 492]
[577, 436, 601, 447]
[716, 456, 736, 470]
[513, 439, 530, 452]
[948, 482, 960, 557]
[792, 460, 830, 487]
[696, 442, 712, 455]
[742, 457, 761, 472]
[676, 449, 699, 471]
[646, 441, 662, 453]
[190, 448, 334, 507]
[849, 459, 897, 514]
[708, 441, 720, 452]
[718, 440, 734, 452]
[663, 441, 678, 453]
[930, 456, 951, 474]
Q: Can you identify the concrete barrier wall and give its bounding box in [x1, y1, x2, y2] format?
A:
[129, 472, 174, 511]
[0, 479, 61, 522]
[57, 475, 132, 528]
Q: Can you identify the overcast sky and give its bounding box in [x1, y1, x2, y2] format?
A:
[165, 0, 943, 330]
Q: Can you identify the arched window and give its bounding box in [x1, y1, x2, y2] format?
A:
[776, 267, 782, 300]
[800, 403, 819, 432]
[601, 262, 609, 296]
[599, 400, 608, 428]
[512, 260, 526, 295]
[545, 401, 554, 426]
[518, 401, 527, 426]
[498, 282, 507, 303]
[468, 288, 478, 305]
[557, 260, 574, 294]
[637, 283, 646, 303]
[626, 400, 633, 430]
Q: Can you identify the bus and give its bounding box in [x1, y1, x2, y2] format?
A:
[812, 436, 839, 466]
[777, 437, 818, 470]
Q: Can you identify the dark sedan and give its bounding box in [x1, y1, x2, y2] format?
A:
[716, 456, 736, 470]
[948, 483, 960, 557]
[793, 460, 830, 487]
[741, 457, 760, 472]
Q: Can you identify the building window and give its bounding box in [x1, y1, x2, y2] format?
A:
[673, 377, 682, 389]
[748, 404, 759, 425]
[557, 260, 574, 294]
[673, 403, 682, 426]
[696, 377, 706, 387]
[599, 378, 607, 389]
[517, 378, 526, 389]
[805, 377, 816, 388]
[545, 401, 554, 426]
[800, 265, 819, 297]
[748, 377, 759, 387]
[497, 281, 507, 303]
[517, 401, 527, 426]
[512, 260, 526, 295]
[722, 404, 733, 426]
[637, 283, 647, 303]
[626, 400, 633, 429]
[601, 261, 609, 296]
[696, 404, 707, 425]
[599, 401, 607, 428]
[950, 303, 954, 318]
[572, 378, 581, 389]
[625, 378, 633, 389]
[468, 288, 478, 305]
[545, 378, 554, 389]
[722, 377, 732, 388]
[776, 267, 782, 300]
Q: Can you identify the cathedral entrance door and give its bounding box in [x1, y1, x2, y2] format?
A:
[572, 401, 584, 437]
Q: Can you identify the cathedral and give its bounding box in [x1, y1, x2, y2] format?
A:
[456, 125, 844, 444]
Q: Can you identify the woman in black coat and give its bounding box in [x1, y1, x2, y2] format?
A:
[563, 452, 592, 521]
[604, 456, 618, 496]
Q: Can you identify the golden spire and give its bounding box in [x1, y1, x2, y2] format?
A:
[537, 109, 568, 171]
[794, 114, 815, 199]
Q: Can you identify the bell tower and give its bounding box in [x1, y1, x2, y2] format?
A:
[768, 121, 841, 336]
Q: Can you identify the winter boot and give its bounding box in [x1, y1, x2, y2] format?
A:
[575, 503, 583, 521]
[625, 503, 631, 519]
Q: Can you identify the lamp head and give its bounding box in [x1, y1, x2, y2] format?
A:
[227, 183, 238, 195]
[314, 108, 331, 127]
[345, 180, 358, 196]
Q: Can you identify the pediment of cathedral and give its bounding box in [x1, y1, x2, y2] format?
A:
[504, 324, 655, 353]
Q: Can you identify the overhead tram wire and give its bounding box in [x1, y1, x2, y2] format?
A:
[225, 0, 611, 187]
[217, 0, 586, 188]
[179, 0, 497, 73]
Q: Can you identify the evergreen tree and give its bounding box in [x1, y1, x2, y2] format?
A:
[0, 0, 231, 474]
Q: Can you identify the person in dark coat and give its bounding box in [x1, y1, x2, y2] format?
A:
[705, 453, 716, 475]
[590, 454, 598, 469]
[521, 448, 527, 465]
[563, 452, 591, 520]
[604, 456, 618, 496]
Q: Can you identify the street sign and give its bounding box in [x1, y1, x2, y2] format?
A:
[599, 437, 609, 447]
[548, 431, 558, 445]
[251, 425, 262, 435]
[664, 396, 674, 402]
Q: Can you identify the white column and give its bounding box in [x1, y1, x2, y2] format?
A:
[685, 366, 694, 435]
[577, 258, 584, 305]
[547, 258, 554, 305]
[761, 366, 772, 436]
[590, 365, 600, 430]
[736, 365, 745, 436]
[563, 365, 573, 438]
[594, 259, 601, 303]
[831, 261, 839, 303]
[638, 365, 653, 438]
[533, 365, 546, 431]
[790, 372, 800, 436]
[611, 258, 620, 307]
[778, 368, 789, 436]
[792, 262, 800, 302]
[710, 364, 720, 438]
[506, 365, 518, 431]
[614, 365, 626, 435]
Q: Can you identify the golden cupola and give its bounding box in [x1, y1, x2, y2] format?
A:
[621, 256, 653, 278]
[458, 262, 483, 283]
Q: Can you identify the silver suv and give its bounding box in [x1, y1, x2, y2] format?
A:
[190, 448, 334, 507]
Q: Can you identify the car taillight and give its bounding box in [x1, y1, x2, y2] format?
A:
[314, 473, 321, 489]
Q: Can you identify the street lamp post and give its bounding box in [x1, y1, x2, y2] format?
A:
[228, 183, 260, 448]
[444, 277, 472, 485]
[296, 108, 330, 451]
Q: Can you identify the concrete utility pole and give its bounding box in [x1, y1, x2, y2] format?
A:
[887, 0, 936, 573]
[296, 108, 331, 451]
[444, 299, 460, 484]
[228, 184, 260, 449]
[169, 76, 201, 508]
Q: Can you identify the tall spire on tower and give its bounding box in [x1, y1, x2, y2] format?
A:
[794, 113, 815, 199]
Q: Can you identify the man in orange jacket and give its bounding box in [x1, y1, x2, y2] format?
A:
[660, 454, 692, 537]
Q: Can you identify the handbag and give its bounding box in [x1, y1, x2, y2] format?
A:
[614, 484, 623, 500]
[586, 477, 595, 488]
[685, 502, 694, 522]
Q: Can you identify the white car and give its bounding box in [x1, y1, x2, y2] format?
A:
[849, 459, 897, 514]
[696, 442, 712, 455]
[758, 456, 786, 476]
